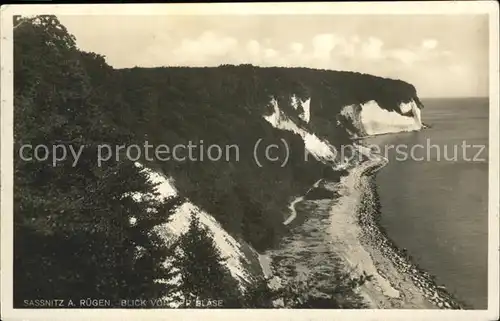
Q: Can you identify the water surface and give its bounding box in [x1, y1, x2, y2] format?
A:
[366, 97, 489, 309]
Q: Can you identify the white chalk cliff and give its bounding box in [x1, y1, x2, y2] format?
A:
[350, 99, 423, 136]
[129, 163, 258, 306]
[264, 97, 349, 169]
[290, 94, 311, 123]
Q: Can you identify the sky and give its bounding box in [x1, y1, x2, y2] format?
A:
[58, 14, 489, 98]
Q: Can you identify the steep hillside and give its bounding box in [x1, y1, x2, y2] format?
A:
[130, 163, 263, 307]
[111, 65, 424, 251]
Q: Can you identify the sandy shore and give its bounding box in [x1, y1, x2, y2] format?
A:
[263, 146, 464, 309]
[329, 147, 463, 309]
[323, 153, 430, 308]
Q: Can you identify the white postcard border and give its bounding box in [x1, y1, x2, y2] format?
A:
[1, 2, 498, 321]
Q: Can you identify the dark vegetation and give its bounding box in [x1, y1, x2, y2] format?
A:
[114, 63, 421, 252]
[174, 213, 243, 307]
[14, 15, 182, 306]
[274, 267, 373, 309]
[13, 15, 421, 308]
[304, 187, 339, 201]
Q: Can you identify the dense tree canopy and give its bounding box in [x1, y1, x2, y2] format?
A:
[115, 64, 421, 250]
[14, 15, 181, 306]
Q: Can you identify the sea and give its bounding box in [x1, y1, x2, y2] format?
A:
[365, 97, 489, 309]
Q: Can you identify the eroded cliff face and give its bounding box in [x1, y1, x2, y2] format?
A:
[342, 98, 423, 137]
[284, 91, 424, 139]
[131, 163, 263, 307]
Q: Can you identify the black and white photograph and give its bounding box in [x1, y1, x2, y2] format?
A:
[1, 2, 499, 321]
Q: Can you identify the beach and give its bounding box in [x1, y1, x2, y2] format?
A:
[263, 145, 464, 309]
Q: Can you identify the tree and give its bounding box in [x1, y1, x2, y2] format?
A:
[242, 276, 275, 308]
[272, 266, 372, 309]
[13, 15, 180, 306]
[241, 264, 372, 309]
[175, 212, 243, 308]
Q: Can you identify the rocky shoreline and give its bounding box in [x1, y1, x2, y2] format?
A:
[356, 152, 466, 309]
[260, 145, 468, 309]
